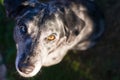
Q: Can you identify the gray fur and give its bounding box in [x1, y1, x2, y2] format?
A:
[4, 0, 104, 77]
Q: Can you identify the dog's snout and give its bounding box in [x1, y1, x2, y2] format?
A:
[18, 63, 35, 74]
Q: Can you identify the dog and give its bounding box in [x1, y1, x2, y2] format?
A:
[4, 0, 104, 77]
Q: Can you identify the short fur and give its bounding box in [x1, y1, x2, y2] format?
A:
[4, 0, 104, 77]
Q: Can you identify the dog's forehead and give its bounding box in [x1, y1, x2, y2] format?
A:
[15, 3, 64, 35]
[16, 3, 47, 23]
[17, 7, 58, 25]
[16, 9, 40, 24]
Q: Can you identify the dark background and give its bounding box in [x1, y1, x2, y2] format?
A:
[0, 0, 120, 80]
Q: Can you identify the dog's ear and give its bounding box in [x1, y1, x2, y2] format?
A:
[64, 9, 85, 35]
[4, 0, 39, 19]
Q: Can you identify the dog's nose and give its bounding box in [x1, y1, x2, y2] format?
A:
[18, 63, 35, 74]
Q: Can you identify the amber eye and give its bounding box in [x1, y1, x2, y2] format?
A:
[47, 34, 56, 41]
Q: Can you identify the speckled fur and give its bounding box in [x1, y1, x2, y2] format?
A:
[4, 0, 104, 77]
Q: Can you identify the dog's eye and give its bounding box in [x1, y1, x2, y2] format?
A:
[47, 34, 56, 41]
[20, 25, 27, 34]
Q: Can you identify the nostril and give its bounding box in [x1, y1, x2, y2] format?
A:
[18, 63, 35, 74]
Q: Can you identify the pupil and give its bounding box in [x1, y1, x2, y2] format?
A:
[20, 26, 27, 34]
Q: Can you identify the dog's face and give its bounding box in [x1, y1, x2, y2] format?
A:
[13, 5, 69, 77]
[4, 0, 72, 77]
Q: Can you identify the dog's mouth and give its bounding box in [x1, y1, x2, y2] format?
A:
[15, 55, 42, 77]
[16, 62, 42, 77]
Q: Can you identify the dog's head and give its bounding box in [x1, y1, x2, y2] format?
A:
[4, 0, 85, 77]
[4, 0, 104, 78]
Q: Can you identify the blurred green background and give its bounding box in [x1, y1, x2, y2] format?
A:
[0, 0, 120, 80]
